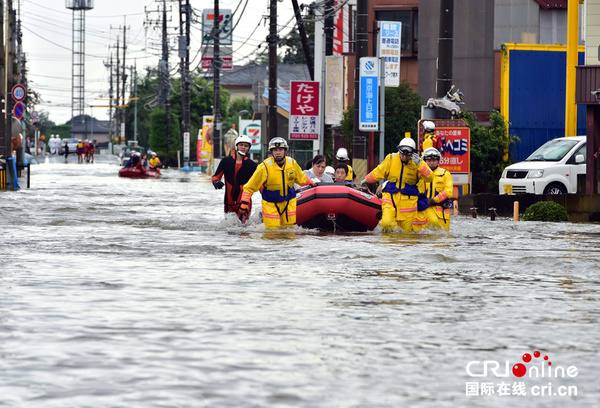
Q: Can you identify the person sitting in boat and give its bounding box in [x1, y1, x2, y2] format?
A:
[124, 151, 136, 168]
[149, 152, 162, 171]
[325, 166, 335, 180]
[412, 147, 454, 232]
[212, 135, 258, 220]
[141, 153, 150, 170]
[334, 163, 351, 184]
[240, 137, 314, 229]
[303, 155, 333, 184]
[359, 136, 434, 233]
[335, 148, 355, 182]
[131, 152, 146, 172]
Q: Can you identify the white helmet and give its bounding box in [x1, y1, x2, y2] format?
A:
[268, 137, 288, 150]
[235, 135, 253, 147]
[422, 121, 435, 133]
[325, 166, 335, 177]
[397, 137, 416, 155]
[422, 147, 441, 160]
[335, 148, 349, 161]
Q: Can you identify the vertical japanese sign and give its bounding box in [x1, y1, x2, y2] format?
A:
[332, 1, 344, 55]
[359, 57, 379, 131]
[183, 132, 190, 161]
[379, 21, 401, 87]
[240, 119, 262, 154]
[325, 56, 343, 125]
[289, 80, 320, 140]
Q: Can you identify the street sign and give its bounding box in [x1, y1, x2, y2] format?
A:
[12, 84, 26, 102]
[418, 119, 471, 186]
[13, 102, 24, 119]
[240, 119, 261, 153]
[378, 21, 402, 87]
[202, 9, 233, 45]
[359, 57, 379, 131]
[183, 132, 190, 161]
[200, 46, 233, 70]
[289, 80, 320, 140]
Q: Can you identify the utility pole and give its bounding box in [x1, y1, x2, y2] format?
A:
[121, 22, 128, 144]
[130, 62, 138, 143]
[291, 0, 313, 80]
[436, 0, 453, 99]
[179, 0, 190, 166]
[115, 35, 121, 143]
[213, 0, 221, 157]
[106, 53, 114, 151]
[162, 0, 171, 154]
[5, 0, 15, 159]
[353, 0, 369, 175]
[267, 0, 277, 142]
[16, 0, 25, 165]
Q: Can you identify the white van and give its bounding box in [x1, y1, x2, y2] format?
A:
[499, 136, 586, 195]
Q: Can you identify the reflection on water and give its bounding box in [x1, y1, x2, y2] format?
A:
[1, 159, 599, 407]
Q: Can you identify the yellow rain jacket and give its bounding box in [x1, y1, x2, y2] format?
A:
[242, 156, 310, 229]
[413, 167, 454, 231]
[345, 164, 355, 182]
[365, 153, 433, 232]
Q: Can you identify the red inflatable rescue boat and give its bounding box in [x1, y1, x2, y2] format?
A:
[296, 184, 382, 232]
[118, 168, 161, 179]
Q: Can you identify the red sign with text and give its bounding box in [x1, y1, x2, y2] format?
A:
[289, 80, 320, 140]
[418, 119, 470, 185]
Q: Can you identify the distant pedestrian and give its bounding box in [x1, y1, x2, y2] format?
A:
[64, 141, 69, 163]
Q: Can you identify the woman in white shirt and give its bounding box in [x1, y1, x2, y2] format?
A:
[304, 155, 333, 184]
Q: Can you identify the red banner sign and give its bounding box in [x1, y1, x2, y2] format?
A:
[289, 81, 320, 140]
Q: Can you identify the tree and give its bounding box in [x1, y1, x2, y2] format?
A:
[340, 81, 425, 159]
[459, 110, 519, 193]
[281, 3, 315, 64]
[35, 111, 57, 139]
[149, 108, 181, 167]
[222, 97, 253, 130]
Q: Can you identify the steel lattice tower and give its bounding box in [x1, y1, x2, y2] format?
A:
[66, 0, 94, 125]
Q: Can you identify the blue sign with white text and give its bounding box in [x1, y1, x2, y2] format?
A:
[359, 57, 379, 131]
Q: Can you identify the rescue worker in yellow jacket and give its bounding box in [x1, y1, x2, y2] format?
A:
[421, 120, 442, 153]
[413, 148, 454, 231]
[240, 137, 314, 229]
[360, 137, 434, 232]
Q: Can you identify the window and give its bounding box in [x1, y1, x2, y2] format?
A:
[375, 9, 418, 57]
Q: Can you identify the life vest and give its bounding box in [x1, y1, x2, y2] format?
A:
[261, 157, 298, 203]
[345, 164, 354, 181]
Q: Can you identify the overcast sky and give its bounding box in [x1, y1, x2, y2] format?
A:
[20, 0, 299, 126]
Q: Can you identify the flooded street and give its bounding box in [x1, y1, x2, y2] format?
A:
[1, 157, 599, 407]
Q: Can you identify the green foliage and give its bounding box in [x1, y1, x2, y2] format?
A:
[339, 81, 424, 158]
[49, 124, 71, 140]
[382, 82, 425, 155]
[222, 97, 253, 130]
[459, 110, 520, 193]
[149, 109, 181, 167]
[281, 6, 315, 64]
[522, 201, 569, 222]
[35, 111, 57, 138]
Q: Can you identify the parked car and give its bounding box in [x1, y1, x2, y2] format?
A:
[58, 138, 81, 155]
[499, 136, 586, 195]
